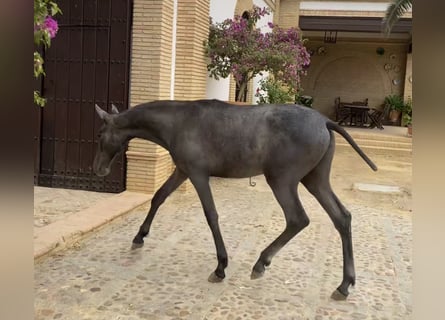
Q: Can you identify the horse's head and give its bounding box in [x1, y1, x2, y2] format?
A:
[93, 104, 126, 177]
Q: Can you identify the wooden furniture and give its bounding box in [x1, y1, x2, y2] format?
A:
[338, 104, 370, 127]
[335, 97, 371, 127]
[334, 97, 350, 122]
[368, 104, 391, 130]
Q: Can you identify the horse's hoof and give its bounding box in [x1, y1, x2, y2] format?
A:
[250, 269, 264, 280]
[331, 289, 348, 301]
[208, 272, 224, 283]
[131, 242, 144, 250]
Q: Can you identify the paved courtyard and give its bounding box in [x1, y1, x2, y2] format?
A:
[35, 149, 412, 320]
[34, 187, 114, 228]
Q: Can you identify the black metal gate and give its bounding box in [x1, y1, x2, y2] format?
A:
[34, 0, 133, 193]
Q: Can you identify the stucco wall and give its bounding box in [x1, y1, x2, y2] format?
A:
[252, 0, 274, 103]
[205, 0, 238, 100]
[300, 41, 409, 118]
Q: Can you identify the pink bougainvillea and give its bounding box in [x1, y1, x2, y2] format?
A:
[204, 6, 310, 101]
[42, 16, 59, 38]
[34, 0, 61, 106]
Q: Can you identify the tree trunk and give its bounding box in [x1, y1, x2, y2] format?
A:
[236, 72, 252, 102]
[236, 81, 248, 102]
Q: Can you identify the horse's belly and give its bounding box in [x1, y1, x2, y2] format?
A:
[209, 159, 264, 178]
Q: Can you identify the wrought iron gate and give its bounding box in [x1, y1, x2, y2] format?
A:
[34, 0, 133, 193]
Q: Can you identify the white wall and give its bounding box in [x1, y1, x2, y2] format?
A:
[206, 0, 237, 100]
[206, 77, 231, 101]
[252, 0, 273, 104]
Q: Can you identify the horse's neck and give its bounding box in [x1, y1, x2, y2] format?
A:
[120, 106, 175, 150]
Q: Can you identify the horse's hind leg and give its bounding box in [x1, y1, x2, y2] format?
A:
[302, 133, 356, 300]
[132, 168, 188, 249]
[251, 174, 309, 279]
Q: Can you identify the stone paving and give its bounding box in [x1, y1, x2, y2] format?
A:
[34, 187, 114, 228]
[34, 176, 412, 320]
[33, 189, 149, 260]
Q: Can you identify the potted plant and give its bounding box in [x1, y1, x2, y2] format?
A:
[402, 98, 412, 136]
[384, 94, 405, 123]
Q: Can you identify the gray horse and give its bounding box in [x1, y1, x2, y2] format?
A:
[94, 99, 377, 300]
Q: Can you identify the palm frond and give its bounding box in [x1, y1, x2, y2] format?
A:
[382, 0, 412, 36]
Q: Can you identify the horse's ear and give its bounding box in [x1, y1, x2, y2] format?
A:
[95, 104, 110, 122]
[111, 104, 119, 114]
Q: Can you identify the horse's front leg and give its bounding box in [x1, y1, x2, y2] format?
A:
[189, 174, 228, 282]
[132, 168, 188, 248]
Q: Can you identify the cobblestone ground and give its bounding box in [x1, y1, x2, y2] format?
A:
[35, 174, 411, 320]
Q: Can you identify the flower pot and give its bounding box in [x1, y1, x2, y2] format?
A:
[407, 125, 412, 137]
[389, 110, 401, 122]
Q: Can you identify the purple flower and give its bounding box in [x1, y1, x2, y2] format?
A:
[43, 16, 59, 38]
[267, 22, 274, 29]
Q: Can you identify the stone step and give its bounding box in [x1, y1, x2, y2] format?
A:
[334, 129, 412, 157]
[336, 143, 412, 157]
[337, 137, 412, 150]
[340, 131, 412, 143]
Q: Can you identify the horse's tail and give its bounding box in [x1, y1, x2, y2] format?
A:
[326, 121, 378, 171]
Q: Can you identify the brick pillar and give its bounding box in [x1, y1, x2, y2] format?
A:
[174, 0, 210, 100]
[277, 0, 300, 29]
[403, 52, 412, 101]
[171, 0, 210, 192]
[126, 0, 175, 194]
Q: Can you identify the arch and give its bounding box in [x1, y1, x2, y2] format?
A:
[305, 55, 392, 118]
[235, 0, 253, 16]
[309, 55, 391, 94]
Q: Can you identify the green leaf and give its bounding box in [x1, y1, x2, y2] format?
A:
[382, 0, 412, 35]
[34, 90, 47, 107]
[51, 2, 62, 16]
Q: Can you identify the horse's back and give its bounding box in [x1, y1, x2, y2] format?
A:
[169, 101, 331, 178]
